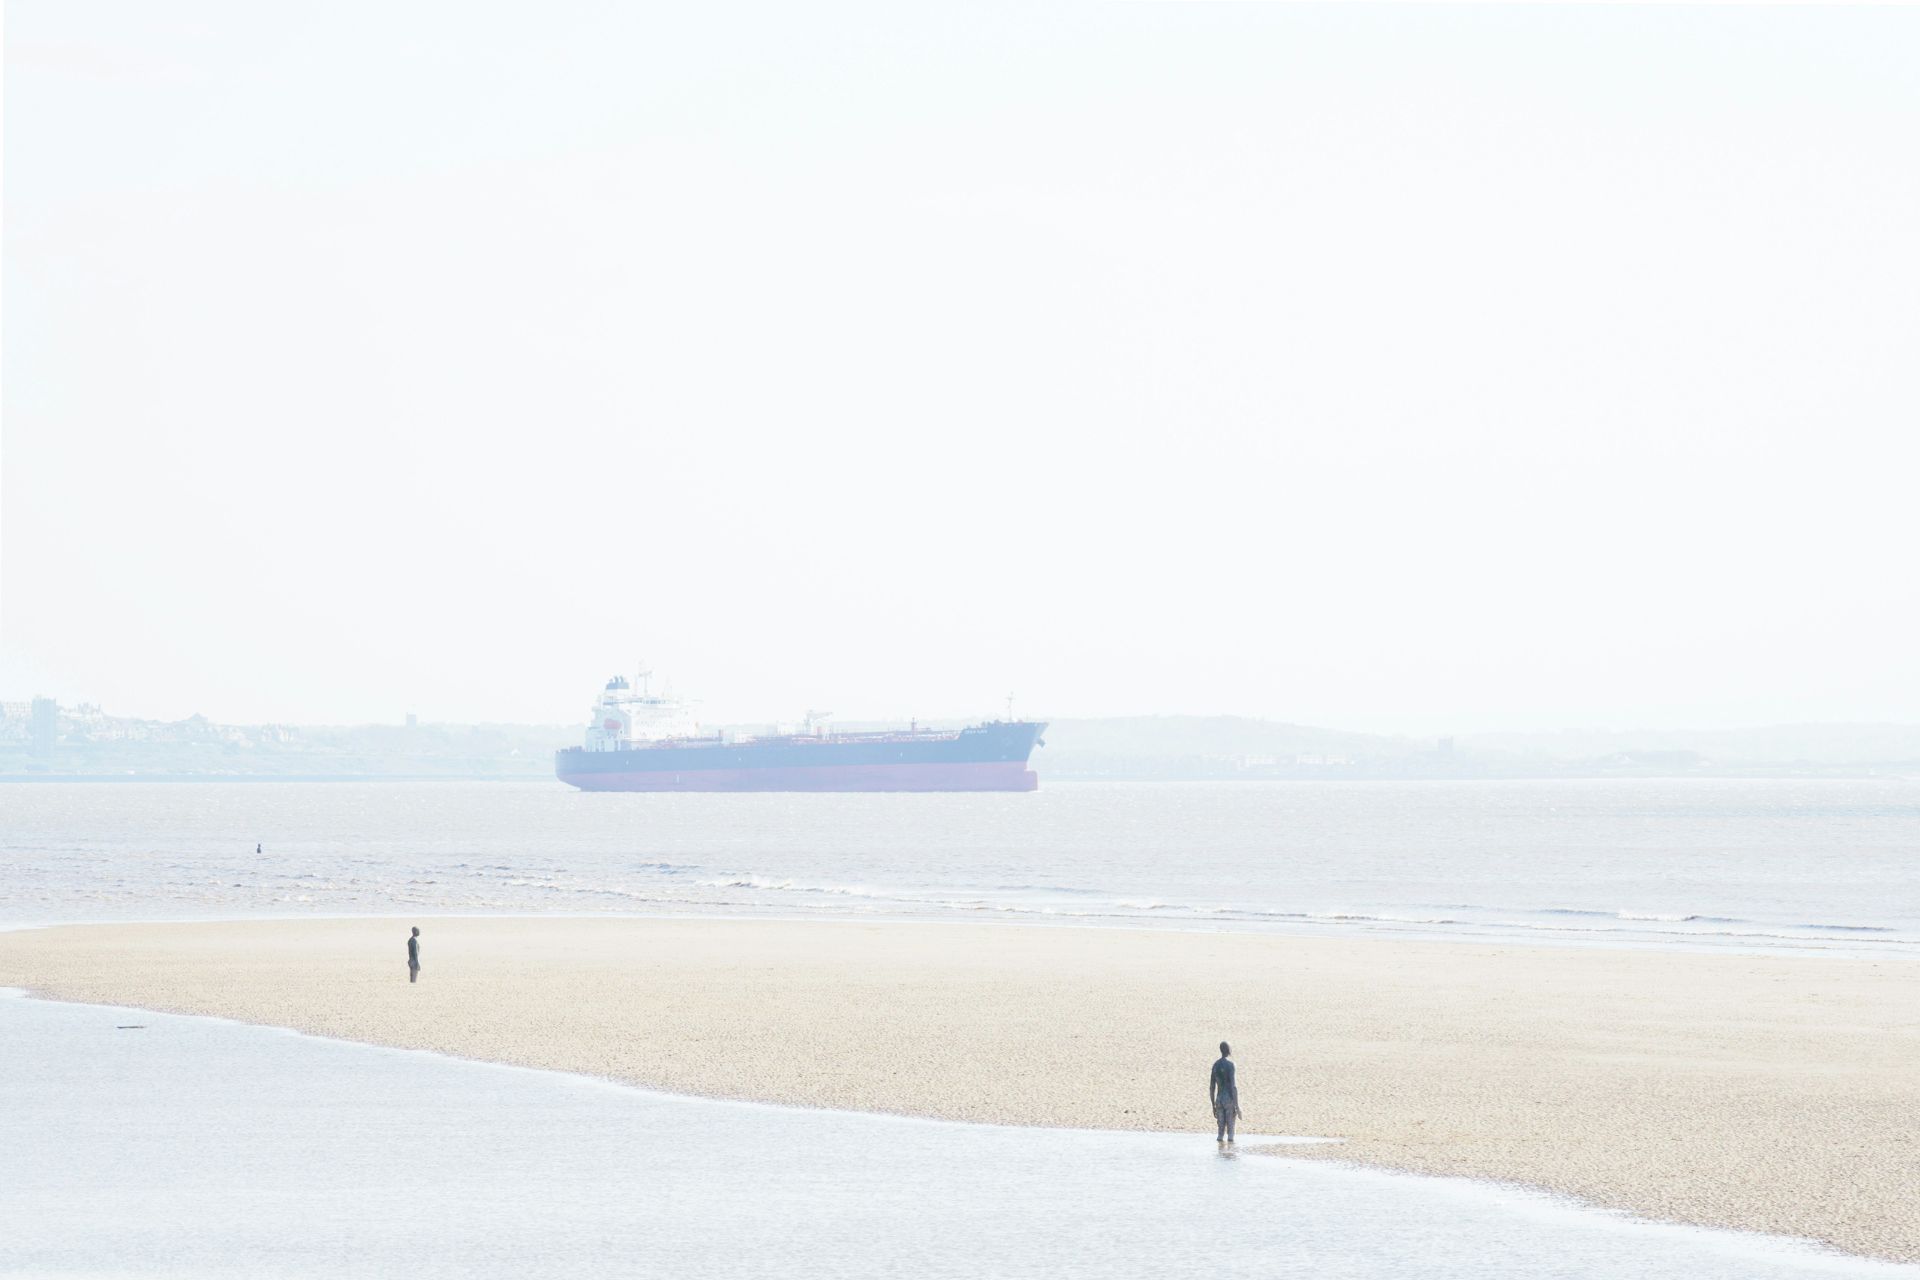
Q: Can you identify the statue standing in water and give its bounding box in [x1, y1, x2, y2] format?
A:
[1210, 1041, 1240, 1144]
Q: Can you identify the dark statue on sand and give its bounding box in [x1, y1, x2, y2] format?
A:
[1211, 1042, 1240, 1144]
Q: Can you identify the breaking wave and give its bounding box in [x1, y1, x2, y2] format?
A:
[640, 872, 1920, 952]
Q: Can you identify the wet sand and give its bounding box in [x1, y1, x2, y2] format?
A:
[1, 917, 1913, 1262]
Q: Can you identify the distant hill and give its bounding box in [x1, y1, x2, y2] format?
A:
[1034, 718, 1920, 779]
[1035, 716, 1440, 779]
[1459, 724, 1920, 770]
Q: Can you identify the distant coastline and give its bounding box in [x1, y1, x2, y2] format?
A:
[0, 773, 540, 784]
[4, 768, 1914, 783]
[4, 699, 1918, 782]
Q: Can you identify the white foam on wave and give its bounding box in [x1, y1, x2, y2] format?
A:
[695, 874, 901, 900]
[628, 872, 1920, 951]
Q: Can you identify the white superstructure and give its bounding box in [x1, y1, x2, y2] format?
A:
[583, 670, 699, 750]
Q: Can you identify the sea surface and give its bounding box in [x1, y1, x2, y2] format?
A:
[3, 777, 1916, 953]
[3, 989, 1909, 1280]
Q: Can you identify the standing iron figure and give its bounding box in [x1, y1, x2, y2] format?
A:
[1210, 1042, 1240, 1144]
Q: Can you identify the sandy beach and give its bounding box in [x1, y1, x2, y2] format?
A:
[2, 917, 1914, 1263]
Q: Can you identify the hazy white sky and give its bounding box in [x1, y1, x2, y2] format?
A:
[5, 3, 1917, 733]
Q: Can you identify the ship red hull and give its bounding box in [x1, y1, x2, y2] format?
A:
[558, 760, 1039, 793]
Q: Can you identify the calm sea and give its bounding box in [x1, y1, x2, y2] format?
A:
[3, 778, 1916, 953]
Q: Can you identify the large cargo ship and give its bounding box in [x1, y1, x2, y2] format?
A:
[555, 673, 1045, 792]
